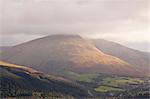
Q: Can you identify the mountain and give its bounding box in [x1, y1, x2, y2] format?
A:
[92, 39, 150, 73]
[0, 60, 89, 98]
[0, 35, 142, 76]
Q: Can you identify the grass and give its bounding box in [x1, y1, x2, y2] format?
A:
[95, 76, 144, 93]
[101, 77, 144, 87]
[63, 70, 99, 82]
[75, 73, 99, 82]
[95, 86, 124, 93]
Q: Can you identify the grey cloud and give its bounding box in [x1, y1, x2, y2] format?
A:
[1, 0, 149, 34]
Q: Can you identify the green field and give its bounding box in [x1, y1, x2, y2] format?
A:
[101, 77, 144, 87]
[94, 76, 144, 93]
[95, 86, 124, 92]
[63, 70, 99, 82]
[62, 70, 146, 95]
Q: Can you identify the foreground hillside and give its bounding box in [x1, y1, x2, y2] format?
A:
[0, 61, 149, 98]
[0, 61, 90, 98]
[0, 35, 143, 76]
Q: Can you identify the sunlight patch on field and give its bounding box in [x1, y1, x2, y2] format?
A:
[95, 86, 124, 93]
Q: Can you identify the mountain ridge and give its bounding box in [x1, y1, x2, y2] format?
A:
[92, 39, 150, 73]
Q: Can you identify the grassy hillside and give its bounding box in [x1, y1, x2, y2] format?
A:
[0, 61, 90, 98]
[0, 62, 149, 98]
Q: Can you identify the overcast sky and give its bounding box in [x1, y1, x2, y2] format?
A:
[0, 0, 150, 52]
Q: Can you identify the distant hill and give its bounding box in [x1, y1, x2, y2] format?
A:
[0, 61, 89, 98]
[92, 39, 150, 73]
[0, 35, 143, 76]
[0, 46, 11, 52]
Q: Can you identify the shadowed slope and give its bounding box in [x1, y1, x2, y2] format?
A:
[0, 60, 90, 98]
[92, 39, 150, 73]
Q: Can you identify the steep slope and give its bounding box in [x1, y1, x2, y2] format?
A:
[92, 39, 150, 72]
[0, 61, 89, 98]
[0, 35, 142, 76]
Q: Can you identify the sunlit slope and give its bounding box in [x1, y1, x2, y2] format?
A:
[1, 35, 142, 76]
[0, 61, 38, 73]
